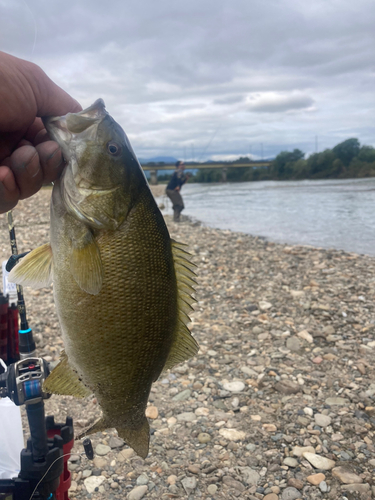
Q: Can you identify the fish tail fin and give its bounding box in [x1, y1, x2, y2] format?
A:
[117, 417, 150, 459]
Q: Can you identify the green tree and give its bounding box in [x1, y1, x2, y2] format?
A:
[358, 145, 375, 163]
[332, 138, 360, 166]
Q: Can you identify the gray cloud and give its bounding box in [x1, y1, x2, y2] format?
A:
[0, 0, 374, 160]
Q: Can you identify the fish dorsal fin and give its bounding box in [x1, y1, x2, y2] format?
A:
[70, 230, 103, 295]
[8, 243, 53, 289]
[162, 240, 199, 372]
[43, 350, 92, 398]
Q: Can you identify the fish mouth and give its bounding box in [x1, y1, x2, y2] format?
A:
[43, 99, 108, 160]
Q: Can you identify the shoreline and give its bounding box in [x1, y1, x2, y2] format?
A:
[1, 190, 375, 499]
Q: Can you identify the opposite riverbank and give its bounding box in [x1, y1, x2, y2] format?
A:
[0, 189, 374, 500]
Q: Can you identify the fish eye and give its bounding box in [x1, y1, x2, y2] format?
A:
[107, 141, 121, 156]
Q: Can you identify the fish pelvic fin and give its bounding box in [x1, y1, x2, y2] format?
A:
[8, 243, 53, 289]
[70, 229, 103, 295]
[117, 417, 150, 459]
[43, 351, 92, 398]
[162, 240, 199, 373]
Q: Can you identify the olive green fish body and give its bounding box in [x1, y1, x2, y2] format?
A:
[52, 182, 177, 425]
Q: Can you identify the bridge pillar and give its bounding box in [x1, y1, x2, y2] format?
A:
[149, 169, 158, 185]
[221, 167, 227, 182]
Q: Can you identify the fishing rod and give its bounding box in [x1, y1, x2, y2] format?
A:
[0, 211, 94, 500]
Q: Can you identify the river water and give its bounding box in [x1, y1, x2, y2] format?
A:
[158, 178, 375, 256]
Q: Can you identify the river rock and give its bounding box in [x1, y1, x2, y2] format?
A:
[332, 466, 363, 484]
[219, 428, 246, 441]
[127, 485, 148, 500]
[84, 475, 106, 493]
[274, 380, 300, 394]
[95, 444, 111, 456]
[307, 473, 325, 485]
[281, 487, 301, 500]
[223, 381, 245, 392]
[325, 397, 348, 406]
[303, 452, 335, 470]
[222, 476, 245, 492]
[314, 413, 331, 427]
[283, 457, 298, 467]
[181, 476, 197, 494]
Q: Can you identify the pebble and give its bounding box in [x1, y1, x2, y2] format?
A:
[95, 444, 111, 456]
[181, 476, 197, 494]
[297, 329, 313, 343]
[222, 475, 245, 492]
[303, 452, 336, 470]
[145, 405, 158, 419]
[287, 478, 303, 489]
[292, 445, 315, 457]
[325, 397, 348, 406]
[314, 413, 331, 427]
[332, 466, 363, 484]
[307, 473, 326, 485]
[281, 487, 301, 500]
[84, 475, 105, 494]
[198, 432, 211, 443]
[93, 457, 107, 469]
[108, 436, 124, 448]
[207, 484, 218, 495]
[172, 389, 191, 401]
[259, 301, 272, 310]
[319, 480, 328, 492]
[176, 411, 196, 422]
[264, 494, 279, 500]
[222, 381, 245, 392]
[167, 475, 177, 485]
[127, 485, 148, 500]
[218, 428, 246, 441]
[283, 457, 298, 467]
[136, 473, 149, 485]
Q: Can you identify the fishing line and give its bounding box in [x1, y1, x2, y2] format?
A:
[21, 0, 38, 61]
[27, 449, 88, 500]
[198, 124, 222, 163]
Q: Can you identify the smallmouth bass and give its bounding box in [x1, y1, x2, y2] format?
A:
[9, 99, 198, 458]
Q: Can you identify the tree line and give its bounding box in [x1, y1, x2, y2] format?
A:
[187, 138, 375, 183]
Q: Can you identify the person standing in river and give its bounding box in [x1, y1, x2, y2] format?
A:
[166, 161, 190, 222]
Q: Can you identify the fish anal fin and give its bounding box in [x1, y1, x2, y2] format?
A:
[70, 230, 103, 295]
[43, 351, 91, 398]
[117, 417, 150, 459]
[162, 240, 199, 373]
[8, 243, 53, 289]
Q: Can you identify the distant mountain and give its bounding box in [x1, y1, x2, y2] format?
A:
[138, 156, 178, 164]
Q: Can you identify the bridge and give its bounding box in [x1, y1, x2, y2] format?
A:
[141, 161, 271, 184]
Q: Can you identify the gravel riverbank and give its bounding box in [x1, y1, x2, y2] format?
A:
[1, 187, 375, 500]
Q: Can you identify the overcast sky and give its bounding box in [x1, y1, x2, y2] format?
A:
[1, 0, 374, 161]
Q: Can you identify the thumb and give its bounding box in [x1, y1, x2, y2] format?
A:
[28, 62, 82, 117]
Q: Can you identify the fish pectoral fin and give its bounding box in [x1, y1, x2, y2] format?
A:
[8, 243, 53, 289]
[117, 417, 150, 459]
[43, 351, 92, 398]
[161, 240, 199, 373]
[70, 230, 103, 295]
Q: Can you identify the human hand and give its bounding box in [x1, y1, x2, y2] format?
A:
[0, 51, 81, 213]
[175, 186, 180, 192]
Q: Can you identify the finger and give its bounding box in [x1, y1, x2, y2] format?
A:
[10, 145, 44, 200]
[0, 166, 20, 213]
[29, 64, 82, 117]
[24, 118, 45, 143]
[36, 141, 65, 184]
[34, 128, 50, 146]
